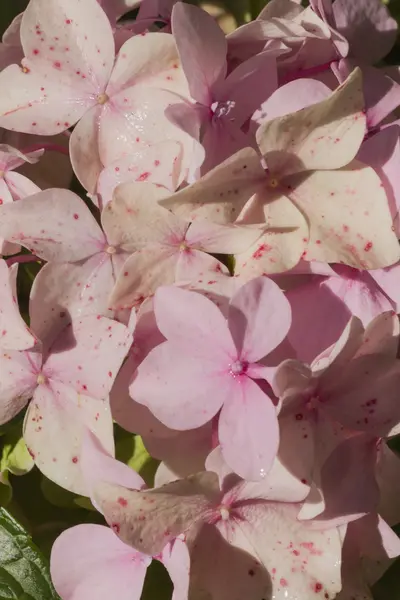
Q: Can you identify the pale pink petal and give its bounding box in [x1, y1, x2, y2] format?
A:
[43, 315, 132, 400]
[354, 311, 399, 359]
[24, 380, 114, 494]
[171, 3, 226, 105]
[312, 435, 379, 527]
[228, 277, 291, 362]
[106, 32, 188, 97]
[159, 147, 266, 224]
[218, 51, 278, 127]
[333, 0, 398, 64]
[235, 195, 309, 277]
[0, 260, 35, 350]
[286, 277, 352, 364]
[149, 424, 213, 484]
[69, 105, 103, 195]
[29, 256, 121, 347]
[0, 0, 115, 134]
[93, 472, 219, 555]
[97, 142, 183, 207]
[323, 355, 400, 437]
[4, 171, 41, 200]
[0, 189, 105, 261]
[256, 68, 365, 175]
[0, 348, 38, 425]
[199, 117, 255, 176]
[376, 444, 400, 527]
[98, 86, 194, 170]
[227, 501, 342, 600]
[109, 247, 179, 310]
[130, 341, 228, 429]
[102, 181, 184, 250]
[254, 78, 330, 124]
[159, 538, 190, 600]
[219, 376, 279, 480]
[186, 220, 264, 255]
[0, 178, 13, 207]
[154, 285, 235, 359]
[111, 354, 172, 438]
[51, 524, 150, 600]
[82, 429, 144, 494]
[352, 514, 400, 560]
[175, 247, 229, 282]
[288, 162, 400, 269]
[187, 522, 273, 600]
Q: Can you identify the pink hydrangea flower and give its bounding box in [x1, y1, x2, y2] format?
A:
[130, 276, 291, 480]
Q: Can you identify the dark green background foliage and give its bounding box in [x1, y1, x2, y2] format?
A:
[1, 0, 400, 598]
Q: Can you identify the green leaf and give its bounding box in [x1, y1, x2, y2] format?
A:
[0, 474, 12, 508]
[114, 425, 159, 487]
[0, 508, 60, 599]
[0, 425, 33, 477]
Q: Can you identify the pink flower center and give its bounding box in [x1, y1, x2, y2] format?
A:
[36, 373, 47, 385]
[229, 360, 248, 376]
[211, 100, 236, 119]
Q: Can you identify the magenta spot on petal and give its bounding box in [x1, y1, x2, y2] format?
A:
[72, 456, 78, 464]
[280, 578, 288, 587]
[136, 171, 151, 182]
[73, 213, 79, 219]
[364, 241, 373, 252]
[118, 497, 128, 507]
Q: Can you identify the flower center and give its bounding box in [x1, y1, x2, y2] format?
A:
[105, 245, 117, 255]
[219, 505, 230, 521]
[211, 100, 236, 119]
[97, 93, 109, 105]
[229, 360, 247, 376]
[36, 373, 47, 385]
[267, 176, 280, 188]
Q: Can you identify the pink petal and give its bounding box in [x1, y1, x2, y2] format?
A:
[228, 276, 291, 362]
[186, 220, 265, 255]
[313, 434, 379, 527]
[93, 472, 219, 555]
[69, 105, 103, 195]
[82, 429, 144, 496]
[102, 181, 185, 250]
[4, 171, 41, 200]
[219, 376, 279, 480]
[106, 32, 188, 97]
[171, 3, 226, 105]
[0, 189, 105, 262]
[376, 444, 400, 526]
[256, 68, 366, 176]
[229, 501, 342, 600]
[159, 538, 190, 600]
[333, 0, 398, 64]
[254, 77, 331, 124]
[0, 0, 115, 135]
[97, 142, 183, 207]
[218, 50, 279, 127]
[154, 285, 235, 360]
[111, 354, 172, 438]
[288, 163, 400, 269]
[29, 255, 121, 348]
[149, 424, 213, 484]
[159, 147, 266, 224]
[323, 354, 400, 437]
[109, 247, 180, 310]
[0, 260, 36, 350]
[24, 380, 114, 494]
[286, 277, 352, 364]
[0, 348, 38, 425]
[43, 315, 133, 400]
[175, 247, 229, 282]
[235, 200, 308, 277]
[130, 341, 228, 429]
[51, 524, 150, 600]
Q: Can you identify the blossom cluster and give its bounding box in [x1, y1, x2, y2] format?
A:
[1, 0, 400, 598]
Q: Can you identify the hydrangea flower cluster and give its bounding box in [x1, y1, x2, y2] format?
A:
[1, 0, 400, 598]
